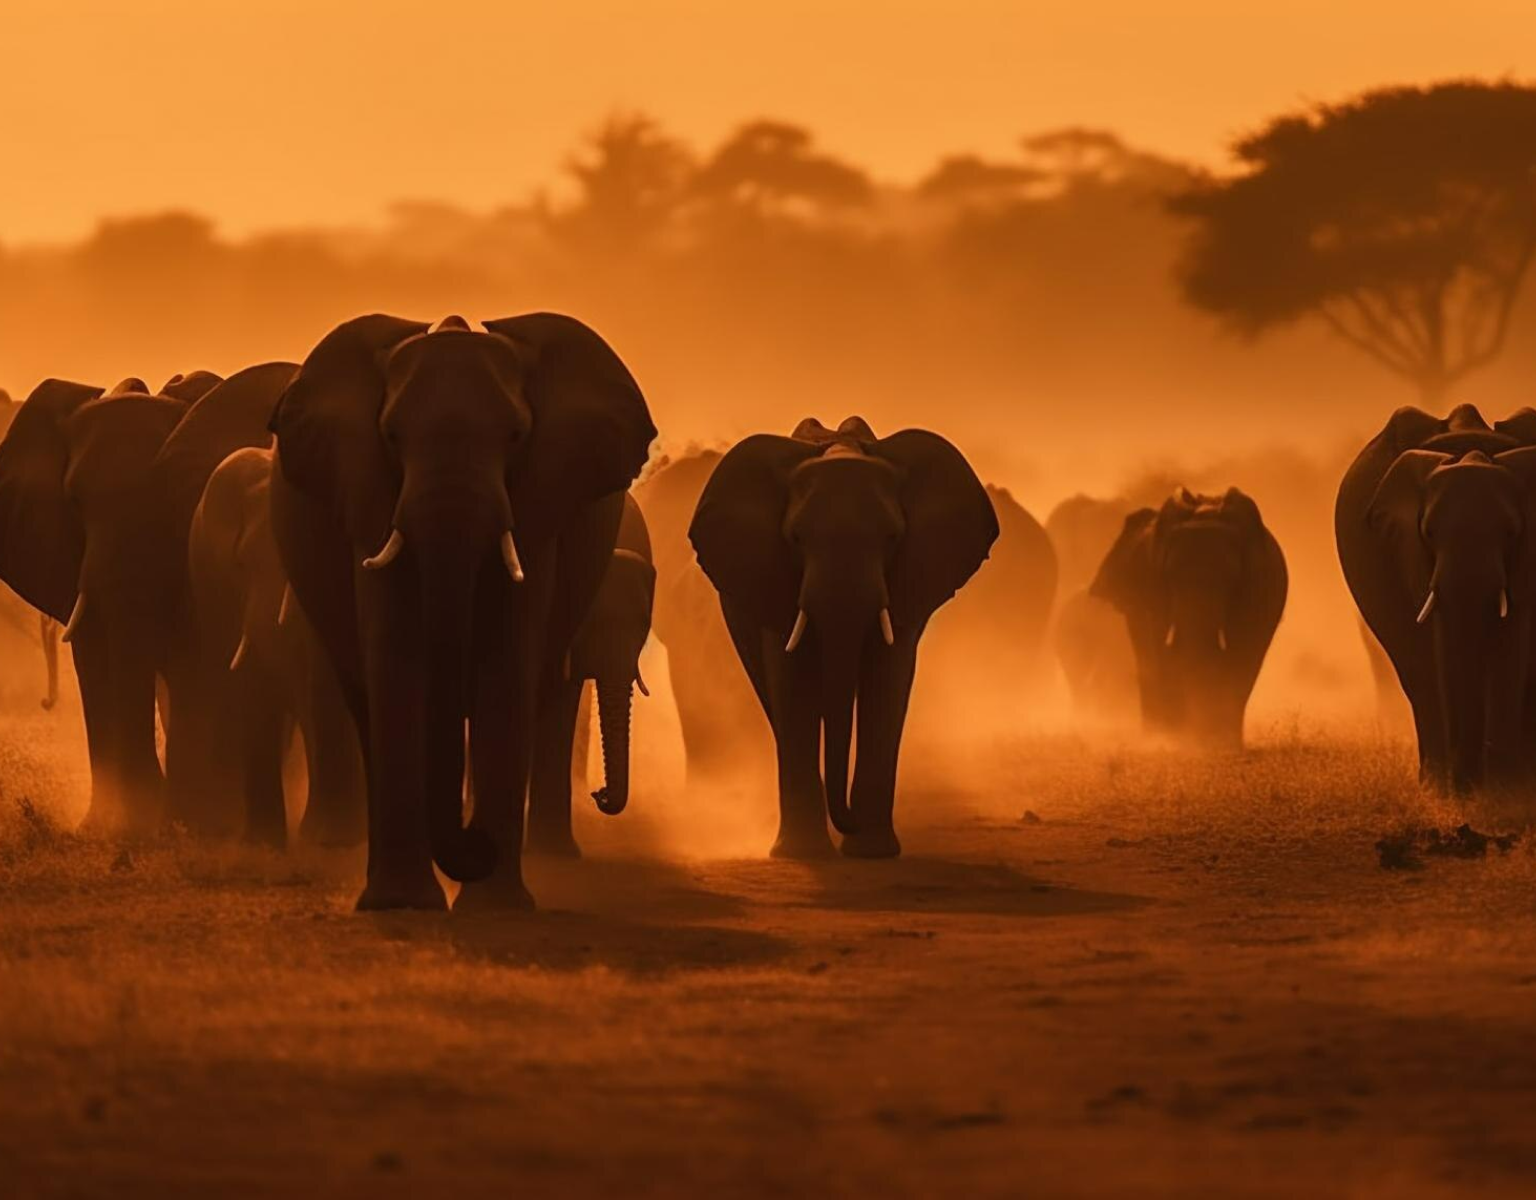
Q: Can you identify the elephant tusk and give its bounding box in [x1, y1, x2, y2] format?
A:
[362, 528, 404, 570]
[879, 608, 895, 646]
[785, 609, 809, 653]
[229, 634, 248, 671]
[635, 671, 650, 698]
[1165, 624, 1177, 648]
[1218, 628, 1228, 653]
[1500, 589, 1510, 620]
[1417, 590, 1436, 624]
[60, 594, 86, 643]
[501, 529, 525, 583]
[277, 585, 295, 627]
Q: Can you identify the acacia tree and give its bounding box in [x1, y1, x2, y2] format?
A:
[550, 112, 695, 256]
[1174, 82, 1536, 405]
[692, 120, 873, 220]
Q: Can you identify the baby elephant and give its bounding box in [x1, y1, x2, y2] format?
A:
[526, 495, 656, 856]
[1091, 487, 1286, 748]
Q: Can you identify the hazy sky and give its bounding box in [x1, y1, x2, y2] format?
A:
[4, 0, 1528, 242]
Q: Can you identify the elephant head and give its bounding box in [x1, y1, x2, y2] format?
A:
[568, 497, 655, 816]
[1092, 487, 1284, 743]
[271, 313, 655, 882]
[690, 423, 997, 832]
[1367, 446, 1536, 791]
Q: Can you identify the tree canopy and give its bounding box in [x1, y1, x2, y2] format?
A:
[1173, 81, 1536, 404]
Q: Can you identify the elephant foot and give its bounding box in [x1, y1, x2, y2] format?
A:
[525, 831, 583, 859]
[769, 827, 838, 860]
[452, 876, 537, 913]
[355, 874, 448, 912]
[840, 827, 902, 859]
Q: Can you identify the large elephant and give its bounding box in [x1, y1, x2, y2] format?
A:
[0, 369, 263, 833]
[526, 494, 655, 855]
[1336, 403, 1536, 792]
[187, 446, 367, 846]
[268, 314, 656, 911]
[689, 417, 997, 858]
[633, 450, 772, 783]
[1091, 487, 1287, 748]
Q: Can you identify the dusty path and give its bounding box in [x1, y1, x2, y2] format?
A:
[3, 722, 1536, 1198]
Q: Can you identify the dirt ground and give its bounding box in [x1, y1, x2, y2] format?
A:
[5, 669, 1536, 1199]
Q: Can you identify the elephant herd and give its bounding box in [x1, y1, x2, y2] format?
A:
[1, 310, 1520, 911]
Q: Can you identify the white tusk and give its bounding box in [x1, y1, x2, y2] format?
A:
[1165, 624, 1177, 648]
[785, 609, 809, 653]
[60, 594, 86, 643]
[879, 608, 895, 646]
[1500, 589, 1510, 620]
[636, 671, 650, 698]
[362, 529, 404, 570]
[229, 634, 248, 671]
[1417, 590, 1436, 625]
[277, 585, 295, 626]
[501, 529, 525, 583]
[1218, 628, 1228, 653]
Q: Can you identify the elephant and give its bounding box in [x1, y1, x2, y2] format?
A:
[1046, 494, 1139, 720]
[912, 484, 1057, 723]
[526, 493, 655, 855]
[0, 366, 291, 835]
[1336, 403, 1536, 792]
[1091, 487, 1287, 748]
[689, 416, 997, 858]
[633, 449, 772, 783]
[267, 313, 656, 911]
[186, 446, 367, 846]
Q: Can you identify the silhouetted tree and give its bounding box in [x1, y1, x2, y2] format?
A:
[550, 112, 694, 256]
[917, 155, 1042, 208]
[1173, 82, 1536, 405]
[693, 120, 873, 219]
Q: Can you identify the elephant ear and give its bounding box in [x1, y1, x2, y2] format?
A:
[1493, 446, 1536, 606]
[155, 362, 298, 547]
[0, 380, 104, 621]
[875, 430, 1000, 624]
[1089, 508, 1157, 615]
[483, 313, 657, 539]
[271, 314, 428, 547]
[1367, 450, 1451, 603]
[689, 435, 820, 634]
[1495, 408, 1536, 445]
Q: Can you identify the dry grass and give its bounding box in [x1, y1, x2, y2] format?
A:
[4, 701, 1536, 1198]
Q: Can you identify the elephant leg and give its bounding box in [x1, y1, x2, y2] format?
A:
[297, 640, 367, 847]
[526, 677, 586, 857]
[70, 629, 119, 835]
[163, 655, 243, 837]
[355, 577, 444, 912]
[240, 670, 289, 849]
[844, 633, 920, 859]
[761, 637, 836, 860]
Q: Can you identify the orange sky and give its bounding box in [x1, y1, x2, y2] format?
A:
[3, 0, 1529, 242]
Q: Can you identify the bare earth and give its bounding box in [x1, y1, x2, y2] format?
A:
[4, 695, 1536, 1199]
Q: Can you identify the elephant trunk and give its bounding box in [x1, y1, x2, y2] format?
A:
[819, 629, 862, 836]
[416, 531, 497, 882]
[592, 679, 632, 815]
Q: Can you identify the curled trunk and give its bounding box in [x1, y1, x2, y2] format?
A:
[592, 680, 632, 815]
